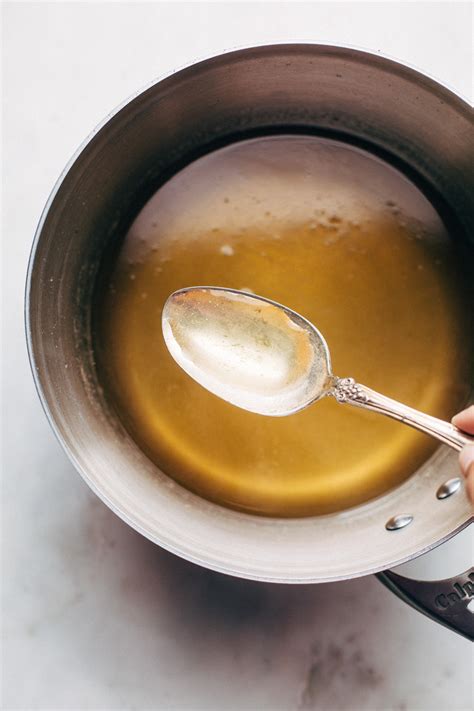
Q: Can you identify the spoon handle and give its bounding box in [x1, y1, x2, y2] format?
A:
[331, 378, 474, 451]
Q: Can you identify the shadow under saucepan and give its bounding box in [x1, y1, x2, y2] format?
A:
[43, 474, 461, 711]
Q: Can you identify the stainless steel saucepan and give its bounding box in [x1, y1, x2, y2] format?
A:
[26, 45, 474, 640]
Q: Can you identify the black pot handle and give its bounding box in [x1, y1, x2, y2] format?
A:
[377, 567, 474, 641]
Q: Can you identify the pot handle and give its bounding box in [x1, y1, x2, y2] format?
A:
[376, 567, 474, 641]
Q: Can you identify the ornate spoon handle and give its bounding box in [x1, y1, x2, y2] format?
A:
[330, 378, 474, 451]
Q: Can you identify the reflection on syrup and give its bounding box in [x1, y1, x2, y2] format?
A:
[95, 136, 471, 517]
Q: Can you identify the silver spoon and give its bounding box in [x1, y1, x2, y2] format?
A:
[162, 287, 473, 451]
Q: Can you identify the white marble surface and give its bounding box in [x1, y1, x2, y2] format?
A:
[2, 2, 473, 710]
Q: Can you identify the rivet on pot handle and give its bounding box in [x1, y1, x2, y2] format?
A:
[377, 567, 474, 641]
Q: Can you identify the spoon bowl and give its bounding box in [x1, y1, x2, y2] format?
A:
[162, 287, 333, 416]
